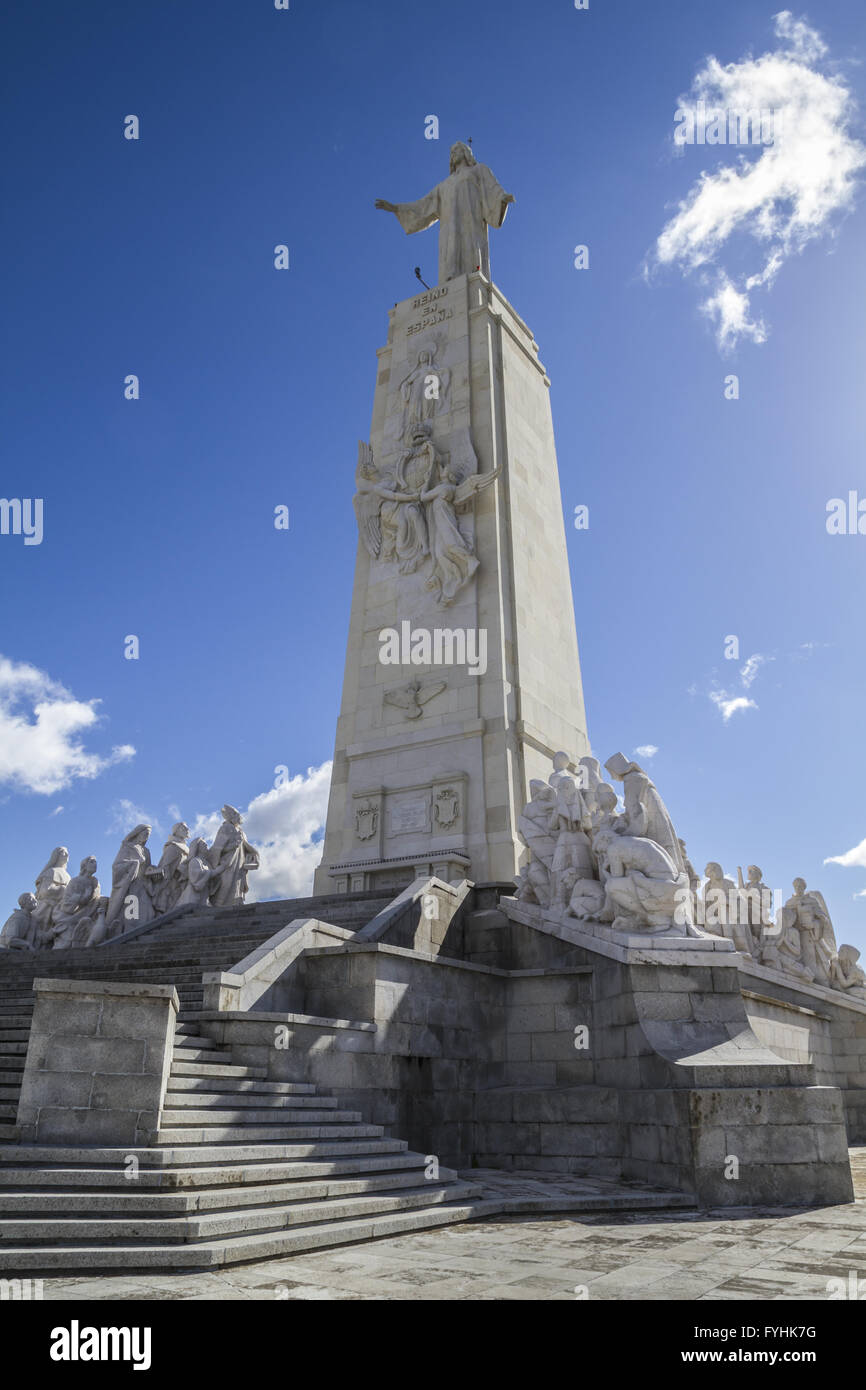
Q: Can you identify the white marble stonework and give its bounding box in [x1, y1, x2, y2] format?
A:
[314, 272, 589, 893]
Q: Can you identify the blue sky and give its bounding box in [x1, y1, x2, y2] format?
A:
[2, 0, 865, 943]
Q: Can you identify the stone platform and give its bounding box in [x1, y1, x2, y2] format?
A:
[1, 878, 864, 1274]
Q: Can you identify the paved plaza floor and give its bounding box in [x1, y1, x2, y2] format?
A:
[35, 1178, 866, 1302]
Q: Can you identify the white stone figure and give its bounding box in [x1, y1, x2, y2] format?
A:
[52, 858, 102, 949]
[737, 864, 773, 949]
[30, 846, 70, 947]
[578, 756, 605, 817]
[604, 752, 686, 876]
[154, 822, 190, 914]
[593, 827, 694, 933]
[178, 838, 218, 908]
[777, 878, 837, 985]
[354, 435, 431, 575]
[589, 822, 692, 934]
[547, 760, 594, 910]
[567, 782, 620, 922]
[702, 861, 754, 956]
[106, 825, 162, 934]
[0, 893, 38, 950]
[566, 878, 607, 922]
[516, 780, 558, 908]
[375, 141, 515, 284]
[760, 916, 815, 982]
[420, 457, 499, 606]
[829, 945, 866, 1000]
[398, 344, 450, 442]
[209, 805, 260, 907]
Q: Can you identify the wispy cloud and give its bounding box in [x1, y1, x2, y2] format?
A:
[106, 799, 165, 840]
[824, 837, 866, 870]
[739, 652, 773, 689]
[709, 691, 758, 722]
[0, 654, 135, 796]
[648, 11, 865, 349]
[634, 744, 659, 760]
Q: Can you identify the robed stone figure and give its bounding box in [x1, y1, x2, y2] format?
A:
[376, 142, 514, 284]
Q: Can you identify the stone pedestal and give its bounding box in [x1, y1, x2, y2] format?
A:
[315, 274, 588, 894]
[16, 978, 178, 1147]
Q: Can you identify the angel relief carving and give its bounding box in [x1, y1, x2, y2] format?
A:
[353, 425, 499, 607]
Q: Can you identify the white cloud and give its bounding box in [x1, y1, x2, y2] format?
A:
[709, 691, 758, 721]
[824, 837, 866, 869]
[0, 654, 135, 796]
[189, 761, 333, 902]
[49, 805, 64, 817]
[650, 11, 866, 348]
[855, 889, 866, 900]
[106, 799, 164, 840]
[634, 744, 659, 760]
[739, 652, 772, 688]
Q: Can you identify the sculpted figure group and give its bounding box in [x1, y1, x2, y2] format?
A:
[0, 805, 259, 954]
[515, 751, 865, 1000]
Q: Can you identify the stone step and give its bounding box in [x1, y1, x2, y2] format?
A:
[170, 1061, 267, 1079]
[0, 1087, 21, 1101]
[0, 1151, 422, 1188]
[0, 1183, 476, 1245]
[155, 1123, 382, 1145]
[0, 1166, 450, 1214]
[0, 1199, 477, 1270]
[160, 1107, 358, 1127]
[162, 1091, 336, 1110]
[0, 1058, 25, 1071]
[0, 1044, 27, 1055]
[0, 1138, 408, 1166]
[169, 1047, 228, 1064]
[165, 1076, 317, 1096]
[0, 1105, 16, 1121]
[0, 1125, 19, 1140]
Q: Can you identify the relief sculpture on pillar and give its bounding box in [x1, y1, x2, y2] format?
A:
[353, 427, 499, 607]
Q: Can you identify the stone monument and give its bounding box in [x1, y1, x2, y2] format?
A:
[315, 147, 589, 893]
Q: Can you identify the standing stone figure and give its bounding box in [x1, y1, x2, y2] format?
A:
[52, 857, 102, 949]
[375, 141, 515, 284]
[107, 825, 162, 933]
[420, 459, 498, 606]
[178, 838, 218, 908]
[547, 761, 594, 910]
[31, 846, 70, 946]
[154, 822, 191, 914]
[0, 894, 38, 950]
[778, 878, 837, 985]
[702, 861, 754, 956]
[516, 780, 558, 908]
[398, 345, 450, 441]
[209, 805, 260, 907]
[737, 864, 773, 949]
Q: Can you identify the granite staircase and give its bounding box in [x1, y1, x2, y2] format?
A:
[0, 890, 482, 1269]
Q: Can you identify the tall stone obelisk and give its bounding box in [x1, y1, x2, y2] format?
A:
[314, 144, 589, 894]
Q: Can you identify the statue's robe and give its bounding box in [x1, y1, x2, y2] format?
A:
[394, 162, 511, 283]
